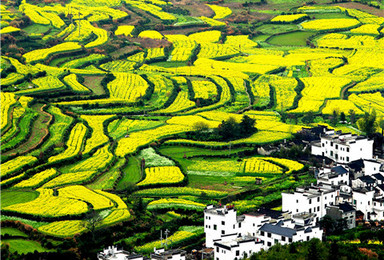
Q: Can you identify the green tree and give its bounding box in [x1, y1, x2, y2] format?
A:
[349, 109, 356, 124]
[82, 211, 103, 242]
[306, 238, 327, 260]
[357, 110, 378, 137]
[240, 115, 257, 135]
[331, 110, 339, 126]
[379, 118, 384, 136]
[216, 116, 238, 140]
[340, 112, 346, 122]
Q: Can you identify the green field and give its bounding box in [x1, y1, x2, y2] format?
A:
[1, 191, 39, 208]
[267, 31, 317, 46]
[1, 227, 28, 238]
[1, 239, 52, 254]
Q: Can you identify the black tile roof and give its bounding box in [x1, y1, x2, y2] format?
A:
[358, 175, 376, 184]
[338, 202, 355, 213]
[348, 159, 364, 172]
[373, 173, 384, 181]
[332, 166, 348, 175]
[256, 208, 283, 219]
[259, 223, 296, 238]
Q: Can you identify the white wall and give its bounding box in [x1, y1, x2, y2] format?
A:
[352, 190, 374, 218]
[282, 190, 338, 222]
[204, 208, 238, 248]
[214, 240, 262, 260]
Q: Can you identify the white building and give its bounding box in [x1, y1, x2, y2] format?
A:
[258, 217, 322, 250]
[213, 234, 263, 260]
[204, 205, 240, 248]
[97, 246, 143, 260]
[316, 165, 349, 186]
[311, 129, 373, 164]
[151, 249, 186, 260]
[352, 188, 384, 220]
[205, 205, 323, 258]
[364, 159, 384, 176]
[282, 184, 338, 223]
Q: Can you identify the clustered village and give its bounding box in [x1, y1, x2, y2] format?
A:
[98, 126, 384, 260]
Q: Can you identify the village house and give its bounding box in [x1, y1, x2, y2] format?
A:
[326, 202, 356, 230]
[316, 165, 350, 186]
[311, 128, 373, 164]
[281, 184, 338, 223]
[97, 246, 144, 260]
[213, 234, 263, 260]
[204, 205, 323, 258]
[150, 249, 186, 260]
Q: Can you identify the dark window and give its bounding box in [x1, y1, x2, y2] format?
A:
[274, 239, 278, 244]
[289, 238, 293, 242]
[317, 206, 320, 211]
[282, 236, 286, 241]
[217, 247, 219, 253]
[214, 224, 217, 230]
[309, 199, 312, 204]
[307, 236, 310, 241]
[261, 231, 265, 236]
[221, 221, 225, 225]
[221, 230, 225, 235]
[267, 242, 272, 247]
[331, 142, 333, 147]
[317, 197, 320, 202]
[309, 208, 312, 213]
[347, 148, 350, 152]
[267, 233, 271, 238]
[331, 151, 333, 156]
[236, 250, 240, 256]
[239, 223, 241, 228]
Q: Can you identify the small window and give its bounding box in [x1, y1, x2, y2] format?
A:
[289, 238, 293, 242]
[267, 233, 271, 238]
[347, 148, 350, 152]
[261, 231, 265, 236]
[221, 221, 225, 225]
[214, 224, 217, 230]
[267, 242, 272, 247]
[239, 223, 241, 228]
[216, 247, 219, 253]
[309, 199, 312, 204]
[317, 206, 320, 211]
[221, 230, 225, 235]
[317, 197, 320, 202]
[236, 250, 240, 256]
[282, 236, 286, 241]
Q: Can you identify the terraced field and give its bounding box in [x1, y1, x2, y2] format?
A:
[1, 0, 383, 257]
